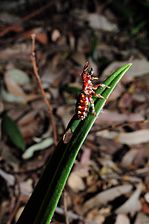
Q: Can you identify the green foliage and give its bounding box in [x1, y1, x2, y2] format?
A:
[2, 113, 25, 151]
[16, 63, 132, 224]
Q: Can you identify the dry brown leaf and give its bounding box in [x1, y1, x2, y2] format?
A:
[96, 129, 149, 145]
[103, 59, 149, 82]
[83, 184, 132, 213]
[0, 43, 30, 61]
[3, 67, 37, 103]
[87, 13, 117, 31]
[122, 149, 138, 166]
[5, 77, 26, 98]
[96, 109, 144, 124]
[18, 111, 38, 126]
[19, 115, 42, 142]
[0, 169, 15, 186]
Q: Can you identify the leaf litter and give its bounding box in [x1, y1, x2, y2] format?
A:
[0, 1, 149, 224]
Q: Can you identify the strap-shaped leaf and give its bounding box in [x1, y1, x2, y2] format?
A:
[17, 63, 132, 224]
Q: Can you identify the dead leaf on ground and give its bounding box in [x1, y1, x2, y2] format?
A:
[68, 172, 85, 193]
[96, 129, 149, 145]
[116, 183, 143, 214]
[103, 59, 149, 82]
[0, 169, 15, 186]
[22, 137, 53, 159]
[96, 109, 144, 124]
[80, 12, 118, 32]
[115, 214, 130, 224]
[83, 184, 132, 213]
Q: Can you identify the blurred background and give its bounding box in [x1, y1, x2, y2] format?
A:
[0, 0, 149, 223]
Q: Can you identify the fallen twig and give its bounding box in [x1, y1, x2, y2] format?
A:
[31, 34, 58, 145]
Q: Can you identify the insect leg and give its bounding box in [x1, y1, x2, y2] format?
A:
[93, 83, 110, 90]
[92, 91, 105, 99]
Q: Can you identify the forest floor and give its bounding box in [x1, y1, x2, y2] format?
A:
[0, 1, 149, 223]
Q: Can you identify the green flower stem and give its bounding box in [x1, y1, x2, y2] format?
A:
[17, 63, 132, 224]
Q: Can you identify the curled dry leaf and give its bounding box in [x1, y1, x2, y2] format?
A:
[22, 138, 53, 159]
[83, 184, 132, 213]
[96, 129, 149, 145]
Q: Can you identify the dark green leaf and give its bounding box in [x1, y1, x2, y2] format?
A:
[2, 113, 25, 151]
[16, 63, 132, 224]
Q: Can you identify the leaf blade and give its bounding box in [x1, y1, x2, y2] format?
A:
[16, 63, 132, 224]
[2, 114, 25, 151]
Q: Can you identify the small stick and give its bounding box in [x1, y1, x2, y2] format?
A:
[63, 191, 69, 224]
[31, 34, 58, 145]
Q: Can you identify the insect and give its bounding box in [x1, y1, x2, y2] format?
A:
[76, 61, 109, 120]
